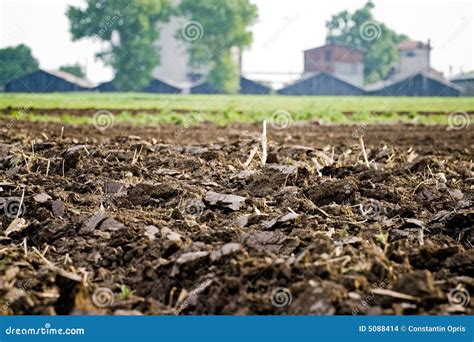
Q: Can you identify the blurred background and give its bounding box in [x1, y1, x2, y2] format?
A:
[0, 0, 473, 95]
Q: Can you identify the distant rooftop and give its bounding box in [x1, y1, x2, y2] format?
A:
[451, 72, 474, 81]
[364, 70, 463, 92]
[282, 71, 365, 90]
[304, 42, 366, 54]
[46, 69, 94, 89]
[397, 40, 431, 50]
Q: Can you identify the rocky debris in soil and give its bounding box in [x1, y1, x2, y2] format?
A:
[34, 193, 52, 203]
[80, 210, 107, 234]
[4, 218, 28, 236]
[210, 242, 242, 261]
[51, 200, 65, 217]
[205, 191, 246, 211]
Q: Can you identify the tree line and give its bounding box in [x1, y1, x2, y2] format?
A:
[1, 1, 410, 92]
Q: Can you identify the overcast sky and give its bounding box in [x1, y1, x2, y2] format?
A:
[1, 0, 472, 84]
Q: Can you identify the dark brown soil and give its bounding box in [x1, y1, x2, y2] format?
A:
[0, 118, 472, 315]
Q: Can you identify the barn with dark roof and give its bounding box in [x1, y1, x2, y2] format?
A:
[189, 80, 219, 94]
[451, 72, 474, 96]
[190, 76, 271, 95]
[277, 71, 364, 96]
[365, 71, 463, 96]
[93, 81, 119, 92]
[142, 77, 182, 94]
[239, 76, 271, 94]
[4, 69, 93, 92]
[94, 77, 182, 93]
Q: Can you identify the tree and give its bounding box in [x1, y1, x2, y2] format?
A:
[67, 0, 173, 90]
[59, 64, 86, 78]
[0, 44, 38, 87]
[326, 1, 407, 83]
[179, 0, 258, 93]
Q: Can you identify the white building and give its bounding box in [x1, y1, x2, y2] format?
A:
[153, 15, 241, 88]
[395, 40, 431, 75]
[303, 43, 365, 86]
[152, 16, 208, 87]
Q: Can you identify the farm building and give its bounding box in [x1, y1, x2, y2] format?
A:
[142, 77, 182, 94]
[277, 71, 364, 96]
[93, 81, 119, 92]
[395, 40, 432, 75]
[391, 39, 444, 79]
[152, 16, 209, 84]
[303, 43, 365, 86]
[190, 80, 219, 94]
[94, 77, 182, 93]
[451, 72, 474, 96]
[190, 76, 271, 94]
[4, 69, 93, 92]
[239, 76, 271, 94]
[153, 16, 240, 85]
[365, 70, 463, 96]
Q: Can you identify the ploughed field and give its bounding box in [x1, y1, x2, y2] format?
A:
[0, 118, 472, 315]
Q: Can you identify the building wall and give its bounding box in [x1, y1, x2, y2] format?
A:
[334, 62, 364, 86]
[396, 48, 430, 75]
[5, 70, 88, 92]
[153, 16, 240, 84]
[190, 77, 269, 95]
[142, 79, 182, 94]
[190, 82, 219, 94]
[94, 82, 117, 92]
[368, 74, 460, 97]
[278, 73, 364, 96]
[451, 80, 474, 96]
[304, 45, 364, 86]
[239, 76, 270, 94]
[153, 17, 207, 83]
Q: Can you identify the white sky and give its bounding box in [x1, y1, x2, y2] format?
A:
[1, 0, 472, 85]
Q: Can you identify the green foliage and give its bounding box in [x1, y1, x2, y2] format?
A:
[374, 232, 389, 246]
[207, 50, 240, 94]
[67, 0, 173, 90]
[0, 44, 39, 87]
[118, 284, 134, 300]
[179, 0, 258, 93]
[326, 1, 407, 83]
[59, 64, 86, 78]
